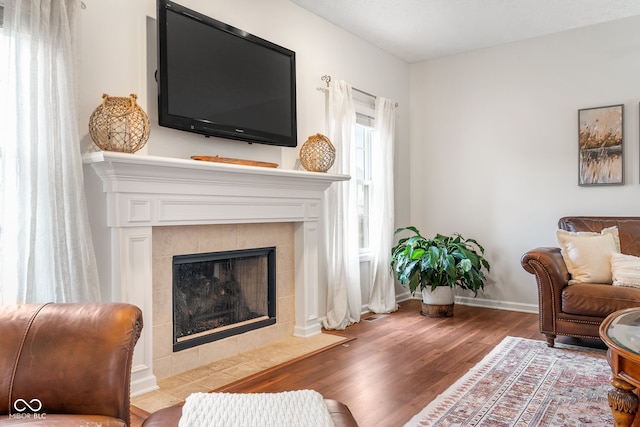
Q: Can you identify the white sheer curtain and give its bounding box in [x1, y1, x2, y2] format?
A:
[0, 0, 101, 303]
[322, 80, 362, 330]
[368, 97, 398, 313]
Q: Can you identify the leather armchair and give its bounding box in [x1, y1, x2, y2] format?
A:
[0, 302, 143, 426]
[522, 216, 640, 347]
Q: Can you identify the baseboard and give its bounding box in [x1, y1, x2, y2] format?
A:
[455, 296, 538, 314]
[360, 290, 414, 315]
[343, 292, 538, 322]
[394, 293, 538, 314]
[396, 290, 413, 303]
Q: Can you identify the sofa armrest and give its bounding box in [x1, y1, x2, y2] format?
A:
[521, 247, 569, 289]
[521, 247, 570, 339]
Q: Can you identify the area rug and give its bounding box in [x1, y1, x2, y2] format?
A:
[404, 336, 613, 426]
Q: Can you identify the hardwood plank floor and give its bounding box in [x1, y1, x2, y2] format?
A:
[132, 300, 600, 427]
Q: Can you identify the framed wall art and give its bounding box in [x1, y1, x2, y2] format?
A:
[578, 104, 623, 186]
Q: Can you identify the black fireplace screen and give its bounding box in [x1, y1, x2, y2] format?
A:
[172, 247, 276, 352]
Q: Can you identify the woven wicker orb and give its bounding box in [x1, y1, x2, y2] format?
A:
[300, 133, 336, 172]
[89, 93, 150, 153]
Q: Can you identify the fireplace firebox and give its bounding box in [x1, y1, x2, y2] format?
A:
[172, 247, 276, 352]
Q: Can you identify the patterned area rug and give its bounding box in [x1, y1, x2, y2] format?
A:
[404, 336, 613, 426]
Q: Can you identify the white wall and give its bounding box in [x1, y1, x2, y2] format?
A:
[409, 15, 640, 311]
[77, 1, 640, 313]
[77, 0, 409, 167]
[78, 0, 411, 312]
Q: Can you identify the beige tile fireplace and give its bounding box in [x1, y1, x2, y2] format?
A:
[82, 151, 348, 396]
[151, 222, 295, 380]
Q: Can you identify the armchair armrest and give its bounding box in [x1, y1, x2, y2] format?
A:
[0, 303, 143, 425]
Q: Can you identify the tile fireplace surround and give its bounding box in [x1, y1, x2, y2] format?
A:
[83, 151, 348, 396]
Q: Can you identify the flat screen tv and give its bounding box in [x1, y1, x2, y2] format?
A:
[157, 0, 297, 147]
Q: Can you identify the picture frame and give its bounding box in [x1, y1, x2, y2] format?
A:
[578, 104, 623, 186]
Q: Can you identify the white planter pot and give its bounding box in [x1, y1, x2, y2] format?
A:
[421, 286, 454, 317]
[421, 286, 454, 305]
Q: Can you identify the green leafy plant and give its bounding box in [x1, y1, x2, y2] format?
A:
[390, 226, 490, 296]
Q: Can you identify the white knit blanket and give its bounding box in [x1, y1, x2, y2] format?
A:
[178, 390, 335, 427]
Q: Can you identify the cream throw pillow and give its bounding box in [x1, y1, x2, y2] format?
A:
[611, 252, 640, 288]
[556, 226, 620, 284]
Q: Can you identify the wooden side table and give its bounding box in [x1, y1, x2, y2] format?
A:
[600, 308, 640, 427]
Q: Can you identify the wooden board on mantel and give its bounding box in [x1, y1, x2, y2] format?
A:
[191, 155, 279, 168]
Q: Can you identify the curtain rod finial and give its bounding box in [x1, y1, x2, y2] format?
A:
[321, 75, 331, 87]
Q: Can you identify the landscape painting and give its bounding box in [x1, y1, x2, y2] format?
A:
[578, 104, 623, 186]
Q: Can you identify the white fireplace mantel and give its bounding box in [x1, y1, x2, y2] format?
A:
[82, 151, 349, 395]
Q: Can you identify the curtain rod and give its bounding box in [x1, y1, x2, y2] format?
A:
[317, 75, 398, 107]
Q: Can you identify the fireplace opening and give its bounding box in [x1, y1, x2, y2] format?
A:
[172, 247, 276, 352]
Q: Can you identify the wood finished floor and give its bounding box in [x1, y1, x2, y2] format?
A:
[132, 300, 600, 427]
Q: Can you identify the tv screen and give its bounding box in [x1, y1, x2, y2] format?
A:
[157, 0, 297, 147]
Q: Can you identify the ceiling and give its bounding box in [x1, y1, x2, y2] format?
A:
[290, 0, 640, 63]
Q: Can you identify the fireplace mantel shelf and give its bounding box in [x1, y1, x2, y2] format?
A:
[82, 151, 349, 396]
[83, 151, 349, 228]
[84, 151, 348, 190]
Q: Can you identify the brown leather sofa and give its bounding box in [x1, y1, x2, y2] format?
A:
[522, 216, 640, 347]
[0, 302, 143, 426]
[142, 397, 359, 426]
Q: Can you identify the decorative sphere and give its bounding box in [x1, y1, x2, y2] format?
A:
[299, 133, 336, 172]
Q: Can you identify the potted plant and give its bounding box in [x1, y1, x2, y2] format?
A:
[390, 226, 491, 317]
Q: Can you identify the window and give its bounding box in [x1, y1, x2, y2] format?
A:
[353, 90, 376, 254]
